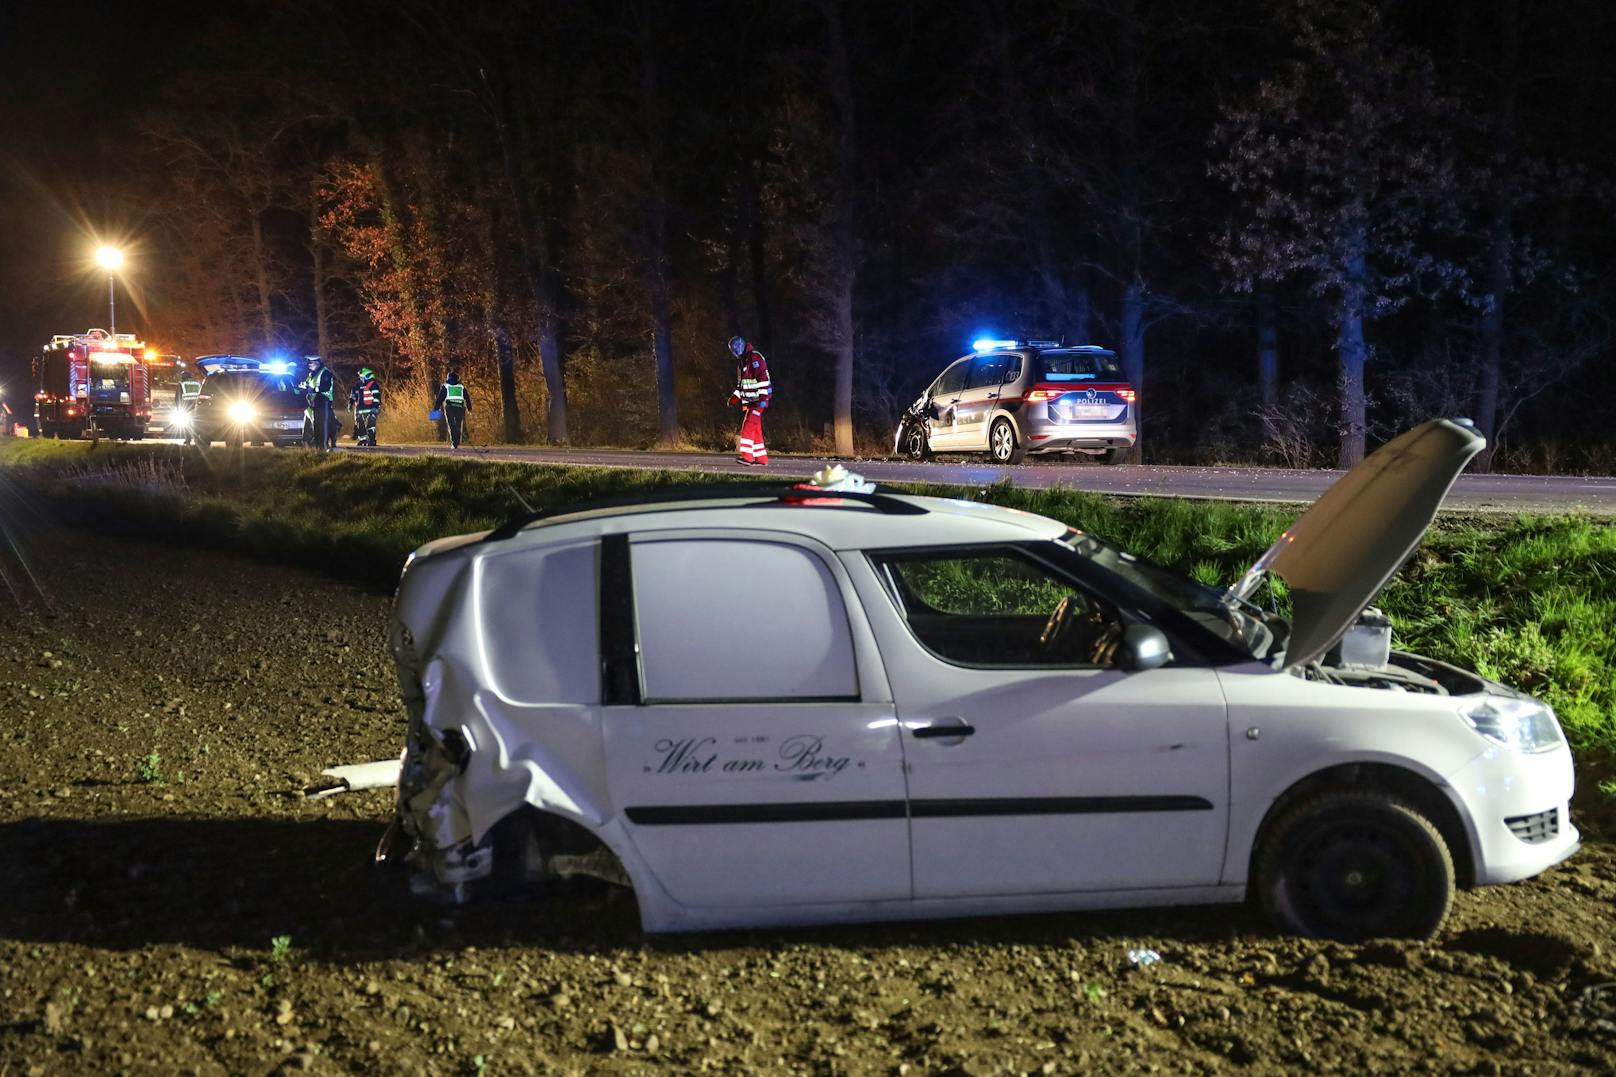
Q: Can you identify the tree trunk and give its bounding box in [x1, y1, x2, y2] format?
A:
[820, 0, 858, 457]
[636, 3, 679, 445]
[1473, 0, 1520, 472]
[360, 139, 432, 373]
[1335, 230, 1370, 469]
[651, 277, 678, 444]
[1256, 284, 1279, 411]
[742, 158, 774, 357]
[250, 212, 275, 349]
[494, 323, 521, 443]
[309, 197, 331, 363]
[488, 60, 568, 443]
[1120, 276, 1146, 463]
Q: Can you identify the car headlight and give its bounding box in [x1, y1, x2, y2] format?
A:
[1459, 696, 1564, 753]
[169, 409, 192, 429]
[227, 400, 257, 424]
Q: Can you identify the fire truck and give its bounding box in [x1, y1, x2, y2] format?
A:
[33, 329, 152, 440]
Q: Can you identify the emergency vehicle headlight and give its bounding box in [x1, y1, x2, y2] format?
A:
[228, 400, 258, 424]
[169, 410, 193, 430]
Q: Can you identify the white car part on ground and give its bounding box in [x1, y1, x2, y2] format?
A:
[304, 758, 402, 799]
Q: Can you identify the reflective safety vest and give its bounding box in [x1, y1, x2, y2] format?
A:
[302, 367, 334, 401]
[179, 379, 201, 400]
[355, 380, 379, 410]
[443, 383, 466, 406]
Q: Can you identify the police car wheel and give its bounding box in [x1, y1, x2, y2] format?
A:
[989, 419, 1025, 465]
[903, 422, 931, 460]
[1256, 790, 1454, 941]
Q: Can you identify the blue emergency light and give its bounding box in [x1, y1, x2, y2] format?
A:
[972, 337, 1018, 352]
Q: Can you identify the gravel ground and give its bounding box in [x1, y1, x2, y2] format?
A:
[2, 531, 1614, 1075]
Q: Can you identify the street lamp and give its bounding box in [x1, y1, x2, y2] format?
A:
[95, 246, 124, 337]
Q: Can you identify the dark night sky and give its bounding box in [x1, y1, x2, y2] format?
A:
[0, 1, 231, 397]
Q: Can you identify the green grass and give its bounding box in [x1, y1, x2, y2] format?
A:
[5, 440, 1613, 800]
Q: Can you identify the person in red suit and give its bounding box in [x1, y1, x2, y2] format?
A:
[726, 335, 772, 465]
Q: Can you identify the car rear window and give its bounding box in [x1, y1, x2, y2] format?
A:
[1037, 350, 1123, 382]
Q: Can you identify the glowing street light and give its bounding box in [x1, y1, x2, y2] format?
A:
[95, 245, 125, 337]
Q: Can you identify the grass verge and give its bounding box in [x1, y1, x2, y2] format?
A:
[5, 440, 1612, 805]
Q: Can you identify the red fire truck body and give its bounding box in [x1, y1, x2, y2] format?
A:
[34, 329, 152, 440]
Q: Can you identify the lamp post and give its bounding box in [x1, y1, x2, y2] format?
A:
[95, 246, 124, 337]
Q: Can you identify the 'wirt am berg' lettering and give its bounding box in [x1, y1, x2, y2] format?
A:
[652, 735, 850, 779]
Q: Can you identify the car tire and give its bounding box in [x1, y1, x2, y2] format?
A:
[1255, 790, 1454, 941]
[1098, 448, 1125, 465]
[989, 418, 1026, 465]
[902, 421, 932, 461]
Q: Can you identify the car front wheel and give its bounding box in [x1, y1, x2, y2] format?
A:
[1255, 790, 1454, 941]
[902, 421, 932, 461]
[989, 418, 1026, 465]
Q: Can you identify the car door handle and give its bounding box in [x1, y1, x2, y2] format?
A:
[909, 720, 976, 740]
[986, 392, 999, 399]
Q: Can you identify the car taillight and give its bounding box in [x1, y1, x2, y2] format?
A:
[1023, 384, 1067, 403]
[1116, 388, 1136, 403]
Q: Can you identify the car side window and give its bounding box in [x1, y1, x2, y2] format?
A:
[631, 539, 858, 702]
[967, 354, 1007, 390]
[1001, 354, 1023, 383]
[873, 549, 1126, 668]
[935, 360, 968, 397]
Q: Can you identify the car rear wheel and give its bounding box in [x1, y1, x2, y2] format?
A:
[1098, 448, 1125, 465]
[989, 418, 1026, 465]
[1256, 790, 1454, 941]
[902, 421, 932, 461]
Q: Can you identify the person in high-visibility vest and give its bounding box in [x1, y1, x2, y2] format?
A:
[348, 366, 382, 446]
[433, 371, 471, 449]
[175, 368, 202, 445]
[299, 354, 336, 451]
[726, 335, 772, 465]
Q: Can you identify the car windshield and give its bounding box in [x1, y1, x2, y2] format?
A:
[1054, 530, 1279, 659]
[204, 373, 300, 401]
[88, 362, 130, 388]
[1038, 350, 1123, 381]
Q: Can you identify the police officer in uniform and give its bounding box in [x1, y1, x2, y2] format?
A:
[433, 371, 471, 449]
[175, 366, 202, 445]
[299, 354, 336, 451]
[349, 366, 382, 446]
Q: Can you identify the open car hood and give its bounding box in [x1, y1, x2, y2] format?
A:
[1229, 419, 1485, 671]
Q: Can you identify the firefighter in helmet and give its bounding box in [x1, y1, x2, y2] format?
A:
[299, 354, 336, 451]
[349, 366, 382, 446]
[727, 335, 772, 465]
[433, 370, 471, 449]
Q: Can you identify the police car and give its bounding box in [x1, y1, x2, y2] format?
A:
[183, 356, 308, 448]
[895, 339, 1139, 464]
[381, 419, 1577, 939]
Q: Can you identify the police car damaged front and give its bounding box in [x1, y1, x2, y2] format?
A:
[385, 539, 631, 901]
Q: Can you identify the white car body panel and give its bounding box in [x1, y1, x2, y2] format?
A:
[386, 429, 1579, 934]
[843, 553, 1231, 896]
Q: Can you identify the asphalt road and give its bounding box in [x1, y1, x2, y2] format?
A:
[363, 443, 1616, 514]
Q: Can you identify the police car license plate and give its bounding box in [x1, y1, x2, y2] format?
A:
[1073, 404, 1111, 419]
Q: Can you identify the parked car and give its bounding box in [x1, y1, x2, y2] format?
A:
[185, 356, 307, 448]
[895, 340, 1138, 464]
[381, 420, 1577, 939]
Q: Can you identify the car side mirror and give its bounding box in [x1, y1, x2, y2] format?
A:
[1115, 625, 1172, 672]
